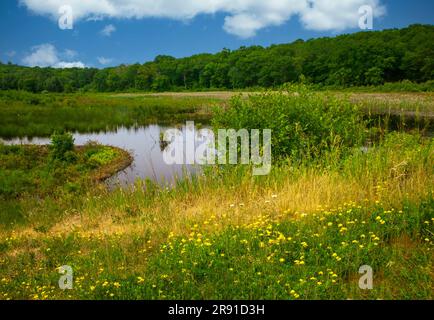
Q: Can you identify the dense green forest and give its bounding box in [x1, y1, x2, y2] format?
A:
[1, 24, 433, 93]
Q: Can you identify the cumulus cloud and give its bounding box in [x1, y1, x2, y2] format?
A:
[22, 44, 86, 68]
[55, 61, 86, 68]
[223, 14, 267, 39]
[19, 0, 386, 38]
[100, 24, 116, 36]
[299, 1, 385, 31]
[22, 44, 58, 67]
[97, 56, 113, 65]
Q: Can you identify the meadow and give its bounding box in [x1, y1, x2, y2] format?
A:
[0, 89, 432, 138]
[0, 86, 432, 300]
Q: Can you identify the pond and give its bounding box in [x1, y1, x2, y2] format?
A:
[0, 124, 210, 187]
[2, 119, 431, 188]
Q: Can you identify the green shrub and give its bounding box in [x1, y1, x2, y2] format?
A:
[212, 84, 366, 162]
[64, 150, 78, 163]
[49, 132, 75, 161]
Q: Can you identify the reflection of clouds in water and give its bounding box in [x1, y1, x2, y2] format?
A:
[1, 124, 208, 188]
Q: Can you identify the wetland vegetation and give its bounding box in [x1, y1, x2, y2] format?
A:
[0, 22, 433, 300]
[0, 84, 432, 300]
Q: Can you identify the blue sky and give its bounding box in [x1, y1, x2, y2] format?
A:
[0, 0, 433, 68]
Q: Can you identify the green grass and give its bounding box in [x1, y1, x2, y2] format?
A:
[0, 131, 431, 300]
[0, 142, 131, 229]
[0, 91, 218, 138]
[0, 89, 432, 300]
[120, 198, 433, 300]
[0, 197, 431, 300]
[0, 89, 433, 139]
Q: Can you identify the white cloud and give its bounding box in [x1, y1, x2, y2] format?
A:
[22, 44, 58, 67]
[97, 57, 113, 65]
[22, 44, 86, 68]
[100, 24, 116, 36]
[55, 61, 86, 68]
[223, 14, 266, 39]
[299, 1, 386, 31]
[19, 0, 386, 38]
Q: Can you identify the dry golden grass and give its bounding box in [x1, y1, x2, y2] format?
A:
[112, 91, 434, 116]
[347, 92, 434, 116]
[4, 160, 430, 250]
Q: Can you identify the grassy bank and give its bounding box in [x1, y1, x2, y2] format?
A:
[0, 88, 432, 300]
[0, 139, 132, 229]
[0, 131, 432, 300]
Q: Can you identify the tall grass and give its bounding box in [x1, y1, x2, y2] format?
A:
[0, 91, 217, 138]
[0, 89, 432, 300]
[316, 80, 434, 93]
[0, 130, 431, 299]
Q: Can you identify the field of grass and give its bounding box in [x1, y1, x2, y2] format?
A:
[0, 90, 218, 138]
[1, 89, 433, 139]
[0, 87, 432, 300]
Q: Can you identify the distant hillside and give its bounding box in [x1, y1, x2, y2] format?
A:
[1, 24, 433, 92]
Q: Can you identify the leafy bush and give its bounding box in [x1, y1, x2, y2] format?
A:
[49, 132, 75, 161]
[64, 150, 78, 163]
[212, 84, 366, 162]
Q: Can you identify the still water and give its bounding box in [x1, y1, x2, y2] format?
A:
[0, 124, 210, 187]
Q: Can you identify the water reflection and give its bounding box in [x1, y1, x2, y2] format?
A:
[0, 124, 209, 187]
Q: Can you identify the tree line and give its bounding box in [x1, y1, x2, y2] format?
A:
[0, 24, 432, 93]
